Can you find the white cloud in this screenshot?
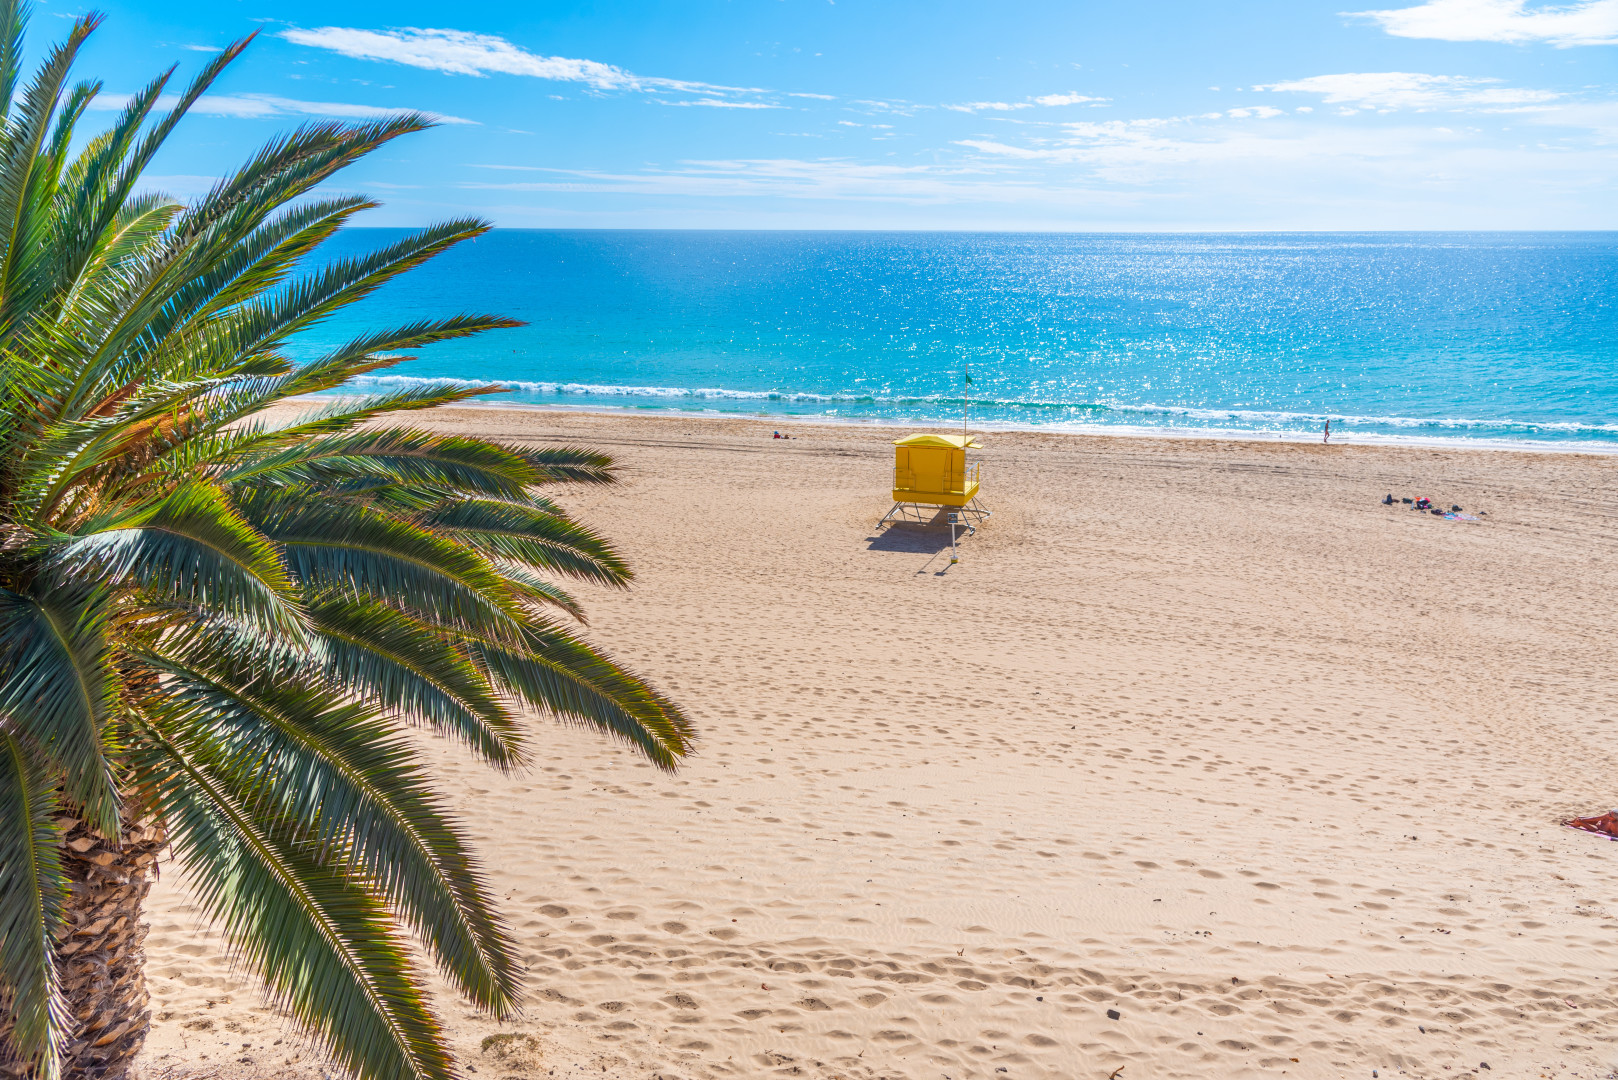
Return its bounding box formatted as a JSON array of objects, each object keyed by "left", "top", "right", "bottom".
[
  {"left": 1348, "top": 0, "right": 1618, "bottom": 47},
  {"left": 661, "top": 99, "right": 783, "bottom": 109},
  {"left": 945, "top": 101, "right": 1034, "bottom": 113},
  {"left": 951, "top": 139, "right": 1047, "bottom": 160},
  {"left": 787, "top": 92, "right": 836, "bottom": 100},
  {"left": 281, "top": 26, "right": 756, "bottom": 96},
  {"left": 955, "top": 116, "right": 1463, "bottom": 184},
  {"left": 946, "top": 94, "right": 1110, "bottom": 113},
  {"left": 87, "top": 91, "right": 476, "bottom": 124},
  {"left": 948, "top": 102, "right": 1617, "bottom": 200},
  {"left": 1256, "top": 72, "right": 1559, "bottom": 110},
  {"left": 950, "top": 108, "right": 1452, "bottom": 182},
  {"left": 851, "top": 99, "right": 924, "bottom": 116},
  {"left": 948, "top": 93, "right": 1111, "bottom": 113}
]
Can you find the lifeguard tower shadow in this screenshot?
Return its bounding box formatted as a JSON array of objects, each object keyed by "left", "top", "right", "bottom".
[{"left": 865, "top": 510, "right": 957, "bottom": 554}]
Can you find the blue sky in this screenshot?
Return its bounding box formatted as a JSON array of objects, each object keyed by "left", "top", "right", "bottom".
[{"left": 59, "top": 0, "right": 1618, "bottom": 228}]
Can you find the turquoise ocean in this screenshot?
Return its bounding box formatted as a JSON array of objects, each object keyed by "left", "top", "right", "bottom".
[{"left": 295, "top": 231, "right": 1618, "bottom": 450}]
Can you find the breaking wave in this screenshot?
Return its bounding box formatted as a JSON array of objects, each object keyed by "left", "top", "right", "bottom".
[{"left": 337, "top": 375, "right": 1618, "bottom": 446}]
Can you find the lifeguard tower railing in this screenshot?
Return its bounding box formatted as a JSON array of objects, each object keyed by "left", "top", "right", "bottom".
[{"left": 893, "top": 458, "right": 981, "bottom": 499}]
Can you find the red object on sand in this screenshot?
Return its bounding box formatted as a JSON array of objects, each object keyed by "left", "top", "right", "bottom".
[{"left": 1564, "top": 812, "right": 1618, "bottom": 839}]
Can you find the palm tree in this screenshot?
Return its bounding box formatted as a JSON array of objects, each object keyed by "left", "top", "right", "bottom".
[{"left": 0, "top": 8, "right": 692, "bottom": 1080}]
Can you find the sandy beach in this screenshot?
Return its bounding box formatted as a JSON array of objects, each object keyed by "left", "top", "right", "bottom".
[{"left": 136, "top": 409, "right": 1618, "bottom": 1080}]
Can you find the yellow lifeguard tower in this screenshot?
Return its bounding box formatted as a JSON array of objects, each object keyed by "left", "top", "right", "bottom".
[{"left": 878, "top": 433, "right": 990, "bottom": 530}]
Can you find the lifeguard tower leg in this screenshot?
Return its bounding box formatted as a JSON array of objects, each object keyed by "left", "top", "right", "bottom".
[{"left": 958, "top": 497, "right": 991, "bottom": 524}]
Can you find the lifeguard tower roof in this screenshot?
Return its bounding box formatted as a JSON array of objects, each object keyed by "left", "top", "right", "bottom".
[{"left": 892, "top": 433, "right": 982, "bottom": 449}]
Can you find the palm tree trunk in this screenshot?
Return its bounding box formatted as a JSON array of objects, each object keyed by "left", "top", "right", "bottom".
[
  {"left": 56, "top": 815, "right": 165, "bottom": 1080},
  {"left": 0, "top": 816, "right": 165, "bottom": 1080}
]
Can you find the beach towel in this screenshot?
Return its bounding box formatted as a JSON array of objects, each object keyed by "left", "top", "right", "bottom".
[
  {"left": 1565, "top": 811, "right": 1618, "bottom": 839},
  {"left": 1442, "top": 512, "right": 1481, "bottom": 523}
]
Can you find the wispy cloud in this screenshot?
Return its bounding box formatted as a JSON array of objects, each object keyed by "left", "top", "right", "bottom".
[
  {"left": 281, "top": 26, "right": 758, "bottom": 95},
  {"left": 851, "top": 99, "right": 926, "bottom": 116},
  {"left": 947, "top": 96, "right": 1618, "bottom": 205},
  {"left": 1032, "top": 92, "right": 1106, "bottom": 106},
  {"left": 953, "top": 109, "right": 1301, "bottom": 176},
  {"left": 661, "top": 99, "right": 783, "bottom": 109},
  {"left": 1348, "top": 0, "right": 1618, "bottom": 47},
  {"left": 948, "top": 93, "right": 1108, "bottom": 113},
  {"left": 945, "top": 101, "right": 1033, "bottom": 113},
  {"left": 1256, "top": 72, "right": 1559, "bottom": 111},
  {"left": 87, "top": 91, "right": 476, "bottom": 124},
  {"left": 956, "top": 117, "right": 1402, "bottom": 187}
]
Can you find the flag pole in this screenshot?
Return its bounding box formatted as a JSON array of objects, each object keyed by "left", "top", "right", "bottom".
[{"left": 963, "top": 362, "right": 970, "bottom": 441}]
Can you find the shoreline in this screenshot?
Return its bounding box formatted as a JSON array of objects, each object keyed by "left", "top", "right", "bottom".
[{"left": 417, "top": 397, "right": 1618, "bottom": 456}]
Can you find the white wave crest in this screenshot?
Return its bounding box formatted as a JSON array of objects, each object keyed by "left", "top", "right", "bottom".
[
  {"left": 338, "top": 375, "right": 1618, "bottom": 438},
  {"left": 348, "top": 374, "right": 865, "bottom": 403}
]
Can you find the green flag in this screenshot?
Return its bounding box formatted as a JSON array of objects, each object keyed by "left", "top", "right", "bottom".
[{"left": 964, "top": 365, "right": 972, "bottom": 386}]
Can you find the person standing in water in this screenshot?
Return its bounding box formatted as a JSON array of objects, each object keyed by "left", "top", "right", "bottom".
[{"left": 1323, "top": 418, "right": 1331, "bottom": 444}]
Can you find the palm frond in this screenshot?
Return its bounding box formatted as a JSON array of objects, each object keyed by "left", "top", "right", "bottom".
[
  {"left": 249, "top": 493, "right": 523, "bottom": 632},
  {"left": 491, "top": 562, "right": 585, "bottom": 622},
  {"left": 227, "top": 430, "right": 542, "bottom": 499},
  {"left": 134, "top": 719, "right": 455, "bottom": 1080},
  {"left": 305, "top": 592, "right": 525, "bottom": 769},
  {"left": 0, "top": 734, "right": 67, "bottom": 1080},
  {"left": 52, "top": 479, "right": 305, "bottom": 637},
  {"left": 424, "top": 498, "right": 632, "bottom": 587},
  {"left": 57, "top": 117, "right": 432, "bottom": 417},
  {"left": 473, "top": 621, "right": 693, "bottom": 771},
  {"left": 510, "top": 444, "right": 621, "bottom": 486},
  {"left": 230, "top": 219, "right": 495, "bottom": 356},
  {"left": 278, "top": 315, "right": 524, "bottom": 398},
  {"left": 0, "top": 585, "right": 118, "bottom": 833},
  {"left": 0, "top": 0, "right": 26, "bottom": 124},
  {"left": 140, "top": 659, "right": 521, "bottom": 1013},
  {"left": 0, "top": 13, "right": 98, "bottom": 338}
]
